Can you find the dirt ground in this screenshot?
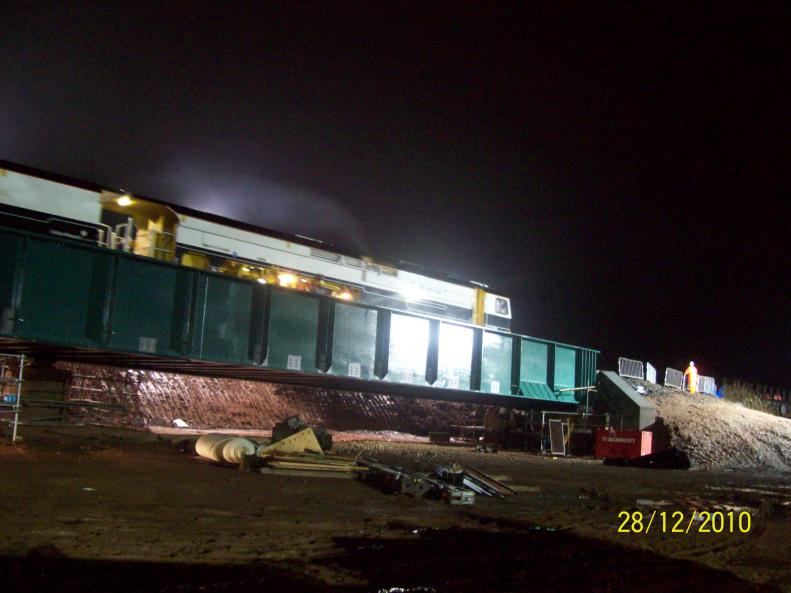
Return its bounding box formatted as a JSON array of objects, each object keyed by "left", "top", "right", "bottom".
[{"left": 1, "top": 426, "right": 789, "bottom": 593}]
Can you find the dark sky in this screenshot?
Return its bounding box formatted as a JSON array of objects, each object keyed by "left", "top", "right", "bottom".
[{"left": 1, "top": 2, "right": 789, "bottom": 385}]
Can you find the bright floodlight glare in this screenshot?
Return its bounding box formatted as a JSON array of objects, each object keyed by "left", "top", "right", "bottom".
[
  {"left": 438, "top": 323, "right": 474, "bottom": 381},
  {"left": 278, "top": 272, "right": 297, "bottom": 286},
  {"left": 256, "top": 278, "right": 267, "bottom": 284},
  {"left": 337, "top": 291, "right": 353, "bottom": 300},
  {"left": 116, "top": 195, "right": 133, "bottom": 206},
  {"left": 388, "top": 314, "right": 430, "bottom": 376},
  {"left": 400, "top": 285, "right": 423, "bottom": 302}
]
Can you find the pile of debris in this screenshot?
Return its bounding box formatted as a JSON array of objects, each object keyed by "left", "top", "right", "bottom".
[
  {"left": 194, "top": 416, "right": 515, "bottom": 505},
  {"left": 271, "top": 415, "right": 333, "bottom": 451},
  {"left": 195, "top": 417, "right": 363, "bottom": 478},
  {"left": 252, "top": 424, "right": 365, "bottom": 478},
  {"left": 360, "top": 460, "right": 516, "bottom": 505},
  {"left": 436, "top": 463, "right": 517, "bottom": 497}
]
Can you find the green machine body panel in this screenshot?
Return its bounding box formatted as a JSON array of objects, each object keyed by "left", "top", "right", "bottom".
[
  {"left": 554, "top": 346, "right": 577, "bottom": 391},
  {"left": 109, "top": 257, "right": 184, "bottom": 356},
  {"left": 0, "top": 226, "right": 600, "bottom": 409},
  {"left": 330, "top": 303, "right": 377, "bottom": 380},
  {"left": 266, "top": 290, "right": 320, "bottom": 373},
  {"left": 192, "top": 275, "right": 254, "bottom": 364},
  {"left": 17, "top": 238, "right": 105, "bottom": 345},
  {"left": 481, "top": 331, "right": 512, "bottom": 395},
  {"left": 520, "top": 339, "right": 549, "bottom": 384}
]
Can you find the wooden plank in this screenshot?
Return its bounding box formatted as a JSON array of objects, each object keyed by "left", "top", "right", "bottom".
[
  {"left": 261, "top": 454, "right": 354, "bottom": 465},
  {"left": 258, "top": 467, "right": 355, "bottom": 479},
  {"left": 266, "top": 461, "right": 367, "bottom": 472}
]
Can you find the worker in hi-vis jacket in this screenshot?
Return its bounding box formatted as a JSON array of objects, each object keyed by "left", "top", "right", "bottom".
[{"left": 684, "top": 361, "right": 698, "bottom": 394}]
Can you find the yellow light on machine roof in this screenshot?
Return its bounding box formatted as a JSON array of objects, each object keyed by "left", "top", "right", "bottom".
[
  {"left": 116, "top": 195, "right": 134, "bottom": 206},
  {"left": 337, "top": 291, "right": 353, "bottom": 301}
]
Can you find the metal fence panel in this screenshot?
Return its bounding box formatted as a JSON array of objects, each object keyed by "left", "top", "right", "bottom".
[
  {"left": 618, "top": 357, "right": 644, "bottom": 380},
  {"left": 664, "top": 368, "right": 684, "bottom": 389},
  {"left": 698, "top": 375, "right": 717, "bottom": 395},
  {"left": 548, "top": 419, "right": 567, "bottom": 455},
  {"left": 645, "top": 362, "right": 657, "bottom": 383}
]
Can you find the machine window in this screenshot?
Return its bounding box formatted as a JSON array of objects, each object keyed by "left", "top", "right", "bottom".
[{"left": 495, "top": 298, "right": 509, "bottom": 315}]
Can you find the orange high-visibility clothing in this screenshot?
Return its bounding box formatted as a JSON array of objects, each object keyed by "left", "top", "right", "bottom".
[{"left": 684, "top": 365, "right": 698, "bottom": 394}]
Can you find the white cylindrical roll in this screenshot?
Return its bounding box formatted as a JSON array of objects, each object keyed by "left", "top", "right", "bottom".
[
  {"left": 220, "top": 437, "right": 257, "bottom": 464},
  {"left": 195, "top": 433, "right": 257, "bottom": 464}
]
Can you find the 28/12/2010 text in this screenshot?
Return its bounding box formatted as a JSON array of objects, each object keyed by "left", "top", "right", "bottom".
[{"left": 617, "top": 511, "right": 752, "bottom": 534}]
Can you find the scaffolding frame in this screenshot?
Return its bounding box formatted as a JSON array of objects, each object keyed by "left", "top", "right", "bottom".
[{"left": 0, "top": 353, "right": 26, "bottom": 442}]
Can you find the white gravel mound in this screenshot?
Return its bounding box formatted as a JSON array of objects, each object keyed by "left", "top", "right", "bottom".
[{"left": 635, "top": 381, "right": 791, "bottom": 471}]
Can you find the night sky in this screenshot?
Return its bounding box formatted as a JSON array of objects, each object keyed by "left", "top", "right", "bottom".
[{"left": 1, "top": 2, "right": 789, "bottom": 386}]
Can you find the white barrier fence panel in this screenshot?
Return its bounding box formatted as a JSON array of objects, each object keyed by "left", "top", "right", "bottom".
[
  {"left": 645, "top": 362, "right": 657, "bottom": 384},
  {"left": 618, "top": 357, "right": 644, "bottom": 380},
  {"left": 698, "top": 375, "right": 717, "bottom": 395},
  {"left": 664, "top": 368, "right": 684, "bottom": 389}
]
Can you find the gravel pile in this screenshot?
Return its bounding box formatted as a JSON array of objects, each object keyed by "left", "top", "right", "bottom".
[{"left": 630, "top": 380, "right": 791, "bottom": 471}]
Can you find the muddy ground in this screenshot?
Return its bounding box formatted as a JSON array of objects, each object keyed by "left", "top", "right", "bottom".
[{"left": 1, "top": 426, "right": 789, "bottom": 593}]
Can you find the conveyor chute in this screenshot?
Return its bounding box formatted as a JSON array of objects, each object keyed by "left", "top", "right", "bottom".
[{"left": 595, "top": 371, "right": 656, "bottom": 430}]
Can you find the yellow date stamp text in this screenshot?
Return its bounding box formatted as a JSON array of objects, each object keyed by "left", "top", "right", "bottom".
[{"left": 617, "top": 510, "right": 752, "bottom": 534}]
